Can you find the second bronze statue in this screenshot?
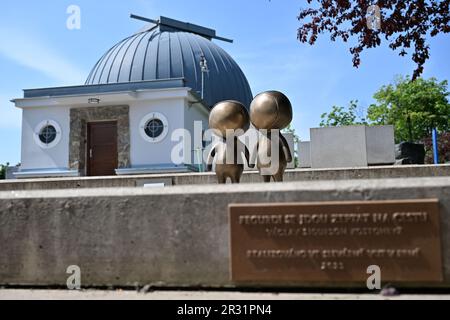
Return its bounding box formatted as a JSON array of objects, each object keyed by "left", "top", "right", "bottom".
[{"left": 250, "top": 91, "right": 293, "bottom": 182}]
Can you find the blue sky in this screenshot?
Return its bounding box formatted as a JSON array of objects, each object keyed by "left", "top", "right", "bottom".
[{"left": 1, "top": 0, "right": 449, "bottom": 165}]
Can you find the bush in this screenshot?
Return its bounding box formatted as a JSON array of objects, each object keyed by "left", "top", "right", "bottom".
[{"left": 0, "top": 162, "right": 9, "bottom": 180}]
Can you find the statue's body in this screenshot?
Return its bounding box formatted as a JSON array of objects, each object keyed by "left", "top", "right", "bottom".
[
  {"left": 250, "top": 91, "right": 293, "bottom": 182},
  {"left": 256, "top": 130, "right": 291, "bottom": 182},
  {"left": 207, "top": 100, "right": 252, "bottom": 184},
  {"left": 209, "top": 137, "right": 248, "bottom": 183}
]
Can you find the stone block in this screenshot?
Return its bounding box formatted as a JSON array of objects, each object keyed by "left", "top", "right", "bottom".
[
  {"left": 298, "top": 141, "right": 311, "bottom": 168},
  {"left": 310, "top": 126, "right": 367, "bottom": 168},
  {"left": 395, "top": 142, "right": 426, "bottom": 165},
  {"left": 365, "top": 125, "right": 395, "bottom": 165},
  {"left": 310, "top": 125, "right": 395, "bottom": 168}
]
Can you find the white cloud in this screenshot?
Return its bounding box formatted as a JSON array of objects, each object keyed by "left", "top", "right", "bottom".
[{"left": 0, "top": 28, "right": 87, "bottom": 85}]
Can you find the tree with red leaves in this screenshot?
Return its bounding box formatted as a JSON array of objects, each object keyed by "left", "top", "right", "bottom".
[{"left": 298, "top": 0, "right": 450, "bottom": 80}]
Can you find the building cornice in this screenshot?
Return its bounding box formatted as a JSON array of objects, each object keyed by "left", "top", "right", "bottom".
[{"left": 12, "top": 86, "right": 193, "bottom": 109}]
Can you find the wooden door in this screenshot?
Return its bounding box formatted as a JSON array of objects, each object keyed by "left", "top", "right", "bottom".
[{"left": 87, "top": 121, "right": 118, "bottom": 176}]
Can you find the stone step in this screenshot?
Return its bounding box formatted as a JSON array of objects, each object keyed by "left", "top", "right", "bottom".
[{"left": 1, "top": 164, "right": 449, "bottom": 191}]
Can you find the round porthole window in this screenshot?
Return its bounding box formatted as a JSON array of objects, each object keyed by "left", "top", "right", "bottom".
[
  {"left": 34, "top": 120, "right": 62, "bottom": 148},
  {"left": 39, "top": 125, "right": 57, "bottom": 144},
  {"left": 139, "top": 112, "right": 168, "bottom": 143},
  {"left": 144, "top": 118, "right": 164, "bottom": 138}
]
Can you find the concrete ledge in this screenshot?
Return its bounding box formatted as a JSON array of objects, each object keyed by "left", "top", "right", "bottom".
[
  {"left": 0, "top": 177, "right": 449, "bottom": 288},
  {"left": 1, "top": 164, "right": 449, "bottom": 191},
  {"left": 1, "top": 289, "right": 450, "bottom": 300},
  {"left": 115, "top": 165, "right": 190, "bottom": 175},
  {"left": 13, "top": 169, "right": 79, "bottom": 179}
]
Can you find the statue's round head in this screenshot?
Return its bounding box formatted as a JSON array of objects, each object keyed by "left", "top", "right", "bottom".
[
  {"left": 250, "top": 91, "right": 293, "bottom": 129},
  {"left": 209, "top": 100, "right": 249, "bottom": 137}
]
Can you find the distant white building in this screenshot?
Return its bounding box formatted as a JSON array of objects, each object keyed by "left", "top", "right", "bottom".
[{"left": 12, "top": 16, "right": 253, "bottom": 178}]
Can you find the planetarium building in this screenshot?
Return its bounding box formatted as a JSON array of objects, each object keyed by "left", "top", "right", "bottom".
[{"left": 12, "top": 16, "right": 253, "bottom": 178}]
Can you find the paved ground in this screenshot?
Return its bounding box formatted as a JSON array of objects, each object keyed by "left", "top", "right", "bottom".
[{"left": 0, "top": 289, "right": 449, "bottom": 300}]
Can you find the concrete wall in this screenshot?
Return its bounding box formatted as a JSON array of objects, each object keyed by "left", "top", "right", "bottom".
[
  {"left": 0, "top": 177, "right": 449, "bottom": 288},
  {"left": 20, "top": 106, "right": 71, "bottom": 170}
]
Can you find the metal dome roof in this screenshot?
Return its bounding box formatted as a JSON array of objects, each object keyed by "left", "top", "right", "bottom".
[{"left": 85, "top": 17, "right": 253, "bottom": 108}]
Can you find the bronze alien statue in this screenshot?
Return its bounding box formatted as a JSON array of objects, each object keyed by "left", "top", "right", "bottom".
[
  {"left": 207, "top": 100, "right": 253, "bottom": 183},
  {"left": 249, "top": 90, "right": 293, "bottom": 182}
]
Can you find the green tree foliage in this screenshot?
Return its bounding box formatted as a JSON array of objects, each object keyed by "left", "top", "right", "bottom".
[
  {"left": 0, "top": 163, "right": 9, "bottom": 180},
  {"left": 319, "top": 75, "right": 450, "bottom": 163},
  {"left": 320, "top": 100, "right": 368, "bottom": 127},
  {"left": 367, "top": 76, "right": 450, "bottom": 142}
]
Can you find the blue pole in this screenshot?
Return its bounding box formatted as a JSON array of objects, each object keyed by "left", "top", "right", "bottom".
[{"left": 432, "top": 128, "right": 439, "bottom": 164}]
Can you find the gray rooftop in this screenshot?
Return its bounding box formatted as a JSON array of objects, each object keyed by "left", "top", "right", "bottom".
[{"left": 23, "top": 78, "right": 185, "bottom": 99}]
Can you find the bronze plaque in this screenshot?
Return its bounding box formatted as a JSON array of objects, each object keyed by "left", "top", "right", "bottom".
[{"left": 229, "top": 199, "right": 443, "bottom": 283}]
